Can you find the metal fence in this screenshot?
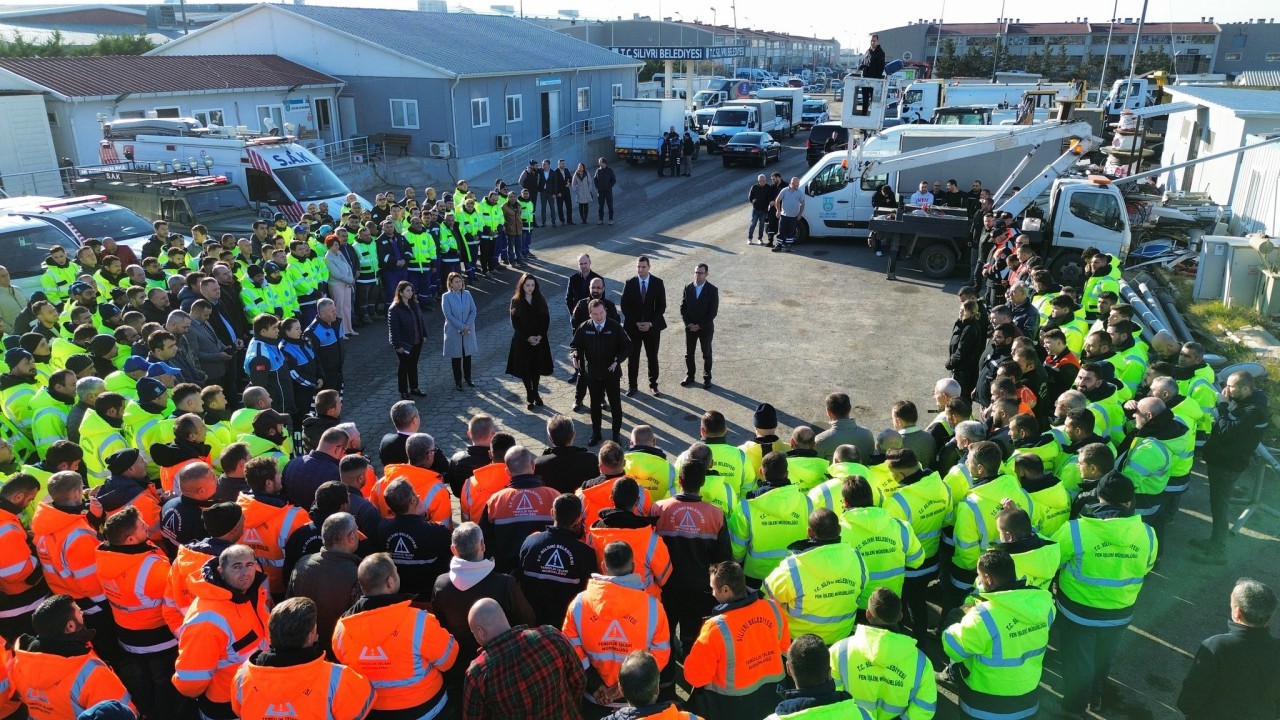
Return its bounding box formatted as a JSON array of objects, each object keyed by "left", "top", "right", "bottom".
[
  {"left": 496, "top": 115, "right": 614, "bottom": 182},
  {"left": 313, "top": 136, "right": 372, "bottom": 174}
]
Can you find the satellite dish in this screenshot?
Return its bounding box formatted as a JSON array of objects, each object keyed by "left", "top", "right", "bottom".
[{"left": 902, "top": 51, "right": 912, "bottom": 61}]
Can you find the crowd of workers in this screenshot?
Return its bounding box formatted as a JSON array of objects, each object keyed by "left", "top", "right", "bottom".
[{"left": 0, "top": 177, "right": 1270, "bottom": 720}]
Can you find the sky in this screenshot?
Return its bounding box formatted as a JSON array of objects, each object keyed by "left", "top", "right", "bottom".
[{"left": 5, "top": 0, "right": 1277, "bottom": 49}]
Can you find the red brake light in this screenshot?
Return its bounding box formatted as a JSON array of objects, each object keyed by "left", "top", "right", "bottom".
[{"left": 805, "top": 140, "right": 811, "bottom": 148}]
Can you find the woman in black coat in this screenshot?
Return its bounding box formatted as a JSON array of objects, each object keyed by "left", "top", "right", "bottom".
[
  {"left": 947, "top": 299, "right": 984, "bottom": 399},
  {"left": 505, "top": 272, "right": 553, "bottom": 410},
  {"left": 387, "top": 280, "right": 428, "bottom": 400}
]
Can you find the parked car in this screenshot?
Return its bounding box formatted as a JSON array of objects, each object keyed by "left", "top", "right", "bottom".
[
  {"left": 805, "top": 121, "right": 848, "bottom": 166},
  {"left": 0, "top": 214, "right": 80, "bottom": 296},
  {"left": 721, "top": 132, "right": 782, "bottom": 168},
  {"left": 0, "top": 195, "right": 159, "bottom": 256},
  {"left": 800, "top": 99, "right": 831, "bottom": 128}
]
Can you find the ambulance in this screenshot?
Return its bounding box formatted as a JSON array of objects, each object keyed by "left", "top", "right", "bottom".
[{"left": 103, "top": 131, "right": 366, "bottom": 221}]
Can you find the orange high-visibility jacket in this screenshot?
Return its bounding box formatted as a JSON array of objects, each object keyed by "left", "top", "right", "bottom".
[
  {"left": 172, "top": 560, "right": 271, "bottom": 708},
  {"left": 460, "top": 462, "right": 508, "bottom": 522},
  {"left": 31, "top": 504, "right": 103, "bottom": 609},
  {"left": 10, "top": 639, "right": 133, "bottom": 720},
  {"left": 163, "top": 544, "right": 214, "bottom": 633},
  {"left": 94, "top": 541, "right": 176, "bottom": 655},
  {"left": 159, "top": 455, "right": 212, "bottom": 495},
  {"left": 585, "top": 522, "right": 672, "bottom": 598},
  {"left": 235, "top": 492, "right": 307, "bottom": 596},
  {"left": 0, "top": 507, "right": 45, "bottom": 613},
  {"left": 577, "top": 475, "right": 653, "bottom": 528},
  {"left": 683, "top": 593, "right": 790, "bottom": 696},
  {"left": 232, "top": 653, "right": 375, "bottom": 720},
  {"left": 0, "top": 637, "right": 25, "bottom": 719},
  {"left": 372, "top": 464, "right": 453, "bottom": 527},
  {"left": 332, "top": 597, "right": 458, "bottom": 713},
  {"left": 563, "top": 574, "right": 671, "bottom": 687}
]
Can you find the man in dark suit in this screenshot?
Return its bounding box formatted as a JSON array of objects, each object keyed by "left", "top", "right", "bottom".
[
  {"left": 570, "top": 300, "right": 631, "bottom": 446},
  {"left": 518, "top": 160, "right": 546, "bottom": 227},
  {"left": 555, "top": 159, "right": 575, "bottom": 225},
  {"left": 680, "top": 263, "right": 719, "bottom": 389},
  {"left": 620, "top": 255, "right": 667, "bottom": 397},
  {"left": 564, "top": 253, "right": 602, "bottom": 383},
  {"left": 571, "top": 277, "right": 619, "bottom": 412}
]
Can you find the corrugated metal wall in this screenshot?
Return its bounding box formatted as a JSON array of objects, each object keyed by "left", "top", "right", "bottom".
[{"left": 1229, "top": 134, "right": 1280, "bottom": 236}]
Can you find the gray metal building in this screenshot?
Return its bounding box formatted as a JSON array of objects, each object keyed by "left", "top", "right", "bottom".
[{"left": 149, "top": 4, "right": 640, "bottom": 160}]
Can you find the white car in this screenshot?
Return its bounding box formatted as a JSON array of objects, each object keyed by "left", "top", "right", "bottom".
[{"left": 800, "top": 100, "right": 831, "bottom": 128}]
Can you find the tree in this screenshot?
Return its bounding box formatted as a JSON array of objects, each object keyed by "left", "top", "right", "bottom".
[
  {"left": 0, "top": 29, "right": 155, "bottom": 58},
  {"left": 934, "top": 38, "right": 960, "bottom": 78}
]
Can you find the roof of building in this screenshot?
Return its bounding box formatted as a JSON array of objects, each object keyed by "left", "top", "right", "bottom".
[
  {"left": 1167, "top": 85, "right": 1280, "bottom": 117},
  {"left": 0, "top": 54, "right": 341, "bottom": 100},
  {"left": 271, "top": 4, "right": 639, "bottom": 76},
  {"left": 1236, "top": 70, "right": 1280, "bottom": 88}
]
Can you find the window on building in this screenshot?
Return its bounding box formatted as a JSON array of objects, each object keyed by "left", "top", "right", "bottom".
[
  {"left": 256, "top": 105, "right": 284, "bottom": 133},
  {"left": 577, "top": 87, "right": 590, "bottom": 112},
  {"left": 193, "top": 109, "right": 225, "bottom": 128},
  {"left": 505, "top": 94, "right": 522, "bottom": 123},
  {"left": 471, "top": 98, "right": 490, "bottom": 128},
  {"left": 1268, "top": 53, "right": 1280, "bottom": 62},
  {"left": 1225, "top": 52, "right": 1242, "bottom": 61},
  {"left": 390, "top": 99, "right": 419, "bottom": 129},
  {"left": 154, "top": 106, "right": 181, "bottom": 119}
]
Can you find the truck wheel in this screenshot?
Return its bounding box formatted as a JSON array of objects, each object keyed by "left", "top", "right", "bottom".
[
  {"left": 1050, "top": 252, "right": 1086, "bottom": 286},
  {"left": 723, "top": 158, "right": 731, "bottom": 168},
  {"left": 918, "top": 243, "right": 957, "bottom": 278},
  {"left": 797, "top": 219, "right": 810, "bottom": 243}
]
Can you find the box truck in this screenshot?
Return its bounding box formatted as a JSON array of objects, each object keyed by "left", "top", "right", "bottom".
[
  {"left": 705, "top": 100, "right": 786, "bottom": 153},
  {"left": 897, "top": 79, "right": 1083, "bottom": 124},
  {"left": 612, "top": 98, "right": 689, "bottom": 163},
  {"left": 755, "top": 87, "right": 804, "bottom": 138}
]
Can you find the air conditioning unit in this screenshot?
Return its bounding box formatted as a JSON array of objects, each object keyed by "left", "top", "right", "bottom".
[
  {"left": 428, "top": 141, "right": 452, "bottom": 158},
  {"left": 495, "top": 134, "right": 512, "bottom": 150}
]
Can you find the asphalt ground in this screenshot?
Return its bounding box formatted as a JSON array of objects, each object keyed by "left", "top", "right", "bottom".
[{"left": 345, "top": 109, "right": 1280, "bottom": 719}]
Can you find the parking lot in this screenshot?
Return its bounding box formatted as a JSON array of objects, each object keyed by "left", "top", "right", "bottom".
[{"left": 336, "top": 103, "right": 1280, "bottom": 719}]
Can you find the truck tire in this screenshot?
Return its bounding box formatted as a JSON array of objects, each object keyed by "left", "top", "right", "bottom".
[
  {"left": 797, "top": 219, "right": 810, "bottom": 243},
  {"left": 917, "top": 243, "right": 957, "bottom": 279},
  {"left": 1049, "top": 251, "right": 1086, "bottom": 286}
]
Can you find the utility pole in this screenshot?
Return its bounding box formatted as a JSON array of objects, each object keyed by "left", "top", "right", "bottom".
[
  {"left": 1125, "top": 0, "right": 1149, "bottom": 91},
  {"left": 1097, "top": 0, "right": 1119, "bottom": 107}
]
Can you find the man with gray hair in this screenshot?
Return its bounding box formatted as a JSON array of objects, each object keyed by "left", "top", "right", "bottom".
[
  {"left": 376, "top": 477, "right": 451, "bottom": 599},
  {"left": 165, "top": 308, "right": 207, "bottom": 384},
  {"left": 928, "top": 378, "right": 965, "bottom": 449},
  {"left": 374, "top": 432, "right": 451, "bottom": 527},
  {"left": 1178, "top": 578, "right": 1280, "bottom": 720},
  {"left": 286, "top": 511, "right": 361, "bottom": 655},
  {"left": 67, "top": 376, "right": 105, "bottom": 444},
  {"left": 432, "top": 522, "right": 534, "bottom": 691},
  {"left": 379, "top": 399, "right": 420, "bottom": 466},
  {"left": 480, "top": 446, "right": 558, "bottom": 572}
]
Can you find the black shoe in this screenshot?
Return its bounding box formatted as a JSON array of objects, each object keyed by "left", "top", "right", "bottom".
[
  {"left": 771, "top": 245, "right": 783, "bottom": 253},
  {"left": 409, "top": 389, "right": 426, "bottom": 397},
  {"left": 400, "top": 393, "right": 411, "bottom": 400},
  {"left": 611, "top": 432, "right": 623, "bottom": 443},
  {"left": 626, "top": 387, "right": 638, "bottom": 397},
  {"left": 527, "top": 402, "right": 537, "bottom": 410},
  {"left": 703, "top": 377, "right": 712, "bottom": 389},
  {"left": 465, "top": 379, "right": 475, "bottom": 388},
  {"left": 587, "top": 435, "right": 602, "bottom": 447},
  {"left": 534, "top": 395, "right": 545, "bottom": 407},
  {"left": 573, "top": 402, "right": 586, "bottom": 413},
  {"left": 454, "top": 382, "right": 463, "bottom": 391},
  {"left": 651, "top": 385, "right": 661, "bottom": 397},
  {"left": 680, "top": 377, "right": 695, "bottom": 387}
]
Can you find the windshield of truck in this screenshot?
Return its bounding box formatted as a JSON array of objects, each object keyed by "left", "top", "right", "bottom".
[
  {"left": 713, "top": 109, "right": 750, "bottom": 127},
  {"left": 186, "top": 186, "right": 251, "bottom": 215},
  {"left": 693, "top": 91, "right": 715, "bottom": 104},
  {"left": 274, "top": 163, "right": 349, "bottom": 203},
  {"left": 66, "top": 207, "right": 152, "bottom": 240},
  {"left": 903, "top": 89, "right": 922, "bottom": 106},
  {"left": 1068, "top": 191, "right": 1124, "bottom": 232},
  {"left": 0, "top": 223, "right": 75, "bottom": 279}
]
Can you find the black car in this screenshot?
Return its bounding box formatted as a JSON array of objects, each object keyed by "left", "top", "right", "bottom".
[
  {"left": 805, "top": 121, "right": 849, "bottom": 166},
  {"left": 721, "top": 132, "right": 782, "bottom": 168}
]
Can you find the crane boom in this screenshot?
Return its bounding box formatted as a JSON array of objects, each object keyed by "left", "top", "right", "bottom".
[
  {"left": 994, "top": 135, "right": 1104, "bottom": 218},
  {"left": 853, "top": 120, "right": 1095, "bottom": 180}
]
